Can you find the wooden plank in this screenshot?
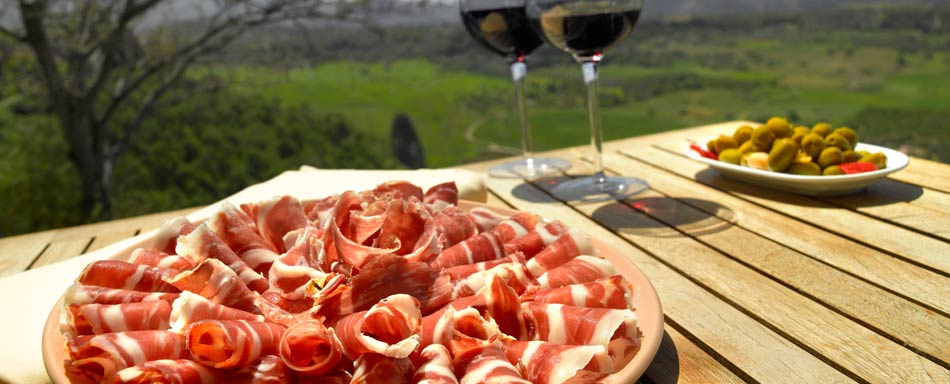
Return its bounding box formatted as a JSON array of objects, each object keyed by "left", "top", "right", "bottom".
[
  {"left": 619, "top": 146, "right": 950, "bottom": 314},
  {"left": 889, "top": 157, "right": 950, "bottom": 193},
  {"left": 30, "top": 226, "right": 94, "bottom": 269},
  {"left": 603, "top": 155, "right": 950, "bottom": 362},
  {"left": 645, "top": 326, "right": 746, "bottom": 384},
  {"left": 532, "top": 178, "right": 948, "bottom": 382},
  {"left": 819, "top": 191, "right": 950, "bottom": 241},
  {"left": 0, "top": 230, "right": 57, "bottom": 278},
  {"left": 482, "top": 176, "right": 854, "bottom": 384},
  {"left": 864, "top": 179, "right": 950, "bottom": 215},
  {"left": 648, "top": 141, "right": 950, "bottom": 274},
  {"left": 86, "top": 229, "right": 139, "bottom": 253}
]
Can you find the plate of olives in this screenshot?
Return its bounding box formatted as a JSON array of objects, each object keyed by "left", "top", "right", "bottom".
[{"left": 685, "top": 118, "right": 909, "bottom": 196}]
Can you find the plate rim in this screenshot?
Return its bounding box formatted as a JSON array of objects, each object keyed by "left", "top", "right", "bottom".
[{"left": 43, "top": 200, "right": 665, "bottom": 383}]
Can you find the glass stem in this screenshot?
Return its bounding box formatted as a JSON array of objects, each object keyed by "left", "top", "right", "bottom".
[
  {"left": 510, "top": 61, "right": 534, "bottom": 166},
  {"left": 582, "top": 61, "right": 606, "bottom": 183}
]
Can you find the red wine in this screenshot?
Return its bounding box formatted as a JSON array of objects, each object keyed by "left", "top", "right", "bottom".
[
  {"left": 531, "top": 8, "right": 641, "bottom": 60},
  {"left": 461, "top": 7, "right": 544, "bottom": 62}
]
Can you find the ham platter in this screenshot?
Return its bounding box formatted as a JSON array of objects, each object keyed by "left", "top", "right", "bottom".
[{"left": 43, "top": 180, "right": 663, "bottom": 384}]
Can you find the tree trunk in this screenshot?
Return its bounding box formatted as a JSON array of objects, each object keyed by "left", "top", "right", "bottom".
[{"left": 59, "top": 106, "right": 114, "bottom": 219}]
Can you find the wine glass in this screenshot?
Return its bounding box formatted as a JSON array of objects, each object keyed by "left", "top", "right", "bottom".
[
  {"left": 459, "top": 0, "right": 571, "bottom": 179},
  {"left": 526, "top": 0, "right": 649, "bottom": 201}
]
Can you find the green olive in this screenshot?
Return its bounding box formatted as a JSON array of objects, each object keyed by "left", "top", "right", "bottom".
[
  {"left": 707, "top": 139, "right": 719, "bottom": 154},
  {"left": 833, "top": 127, "right": 858, "bottom": 149},
  {"left": 811, "top": 122, "right": 833, "bottom": 137},
  {"left": 766, "top": 117, "right": 794, "bottom": 138},
  {"left": 818, "top": 147, "right": 844, "bottom": 169},
  {"left": 737, "top": 140, "right": 755, "bottom": 154},
  {"left": 859, "top": 152, "right": 887, "bottom": 169},
  {"left": 751, "top": 125, "right": 775, "bottom": 150},
  {"left": 789, "top": 162, "right": 821, "bottom": 176},
  {"left": 768, "top": 138, "right": 799, "bottom": 172},
  {"left": 842, "top": 150, "right": 861, "bottom": 163},
  {"left": 801, "top": 133, "right": 826, "bottom": 157},
  {"left": 715, "top": 135, "right": 738, "bottom": 153},
  {"left": 823, "top": 165, "right": 844, "bottom": 176},
  {"left": 732, "top": 126, "right": 754, "bottom": 145},
  {"left": 794, "top": 126, "right": 811, "bottom": 136},
  {"left": 718, "top": 148, "right": 743, "bottom": 165},
  {"left": 824, "top": 133, "right": 853, "bottom": 152},
  {"left": 856, "top": 150, "right": 872, "bottom": 158}
]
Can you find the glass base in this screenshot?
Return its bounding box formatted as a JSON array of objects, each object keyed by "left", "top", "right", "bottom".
[
  {"left": 551, "top": 174, "right": 649, "bottom": 202},
  {"left": 488, "top": 157, "right": 572, "bottom": 179}
]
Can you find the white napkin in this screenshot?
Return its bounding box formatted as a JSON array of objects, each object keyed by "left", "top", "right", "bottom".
[{"left": 0, "top": 167, "right": 485, "bottom": 384}]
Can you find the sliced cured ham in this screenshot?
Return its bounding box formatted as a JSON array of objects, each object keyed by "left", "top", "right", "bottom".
[
  {"left": 186, "top": 320, "right": 287, "bottom": 369},
  {"left": 429, "top": 231, "right": 506, "bottom": 271},
  {"left": 206, "top": 203, "right": 279, "bottom": 276},
  {"left": 427, "top": 206, "right": 478, "bottom": 248},
  {"left": 456, "top": 342, "right": 532, "bottom": 384},
  {"left": 335, "top": 294, "right": 422, "bottom": 359},
  {"left": 442, "top": 254, "right": 524, "bottom": 283},
  {"left": 423, "top": 181, "right": 458, "bottom": 213},
  {"left": 63, "top": 283, "right": 179, "bottom": 306},
  {"left": 303, "top": 195, "right": 337, "bottom": 226},
  {"left": 376, "top": 198, "right": 430, "bottom": 256},
  {"left": 150, "top": 216, "right": 195, "bottom": 255},
  {"left": 177, "top": 224, "right": 269, "bottom": 293},
  {"left": 472, "top": 274, "right": 525, "bottom": 339},
  {"left": 499, "top": 340, "right": 611, "bottom": 384},
  {"left": 111, "top": 359, "right": 225, "bottom": 384},
  {"left": 454, "top": 262, "right": 536, "bottom": 298},
  {"left": 467, "top": 207, "right": 508, "bottom": 233},
  {"left": 374, "top": 180, "right": 424, "bottom": 201},
  {"left": 522, "top": 302, "right": 640, "bottom": 367},
  {"left": 165, "top": 258, "right": 260, "bottom": 314},
  {"left": 242, "top": 195, "right": 310, "bottom": 253},
  {"left": 77, "top": 260, "right": 179, "bottom": 293},
  {"left": 129, "top": 249, "right": 194, "bottom": 270},
  {"left": 412, "top": 344, "right": 458, "bottom": 384},
  {"left": 535, "top": 255, "right": 616, "bottom": 289},
  {"left": 65, "top": 301, "right": 172, "bottom": 336},
  {"left": 267, "top": 227, "right": 327, "bottom": 300},
  {"left": 490, "top": 212, "right": 539, "bottom": 243},
  {"left": 525, "top": 228, "right": 593, "bottom": 277},
  {"left": 521, "top": 275, "right": 632, "bottom": 309},
  {"left": 314, "top": 254, "right": 451, "bottom": 320},
  {"left": 278, "top": 320, "right": 343, "bottom": 376},
  {"left": 503, "top": 220, "right": 569, "bottom": 257},
  {"left": 328, "top": 218, "right": 399, "bottom": 270},
  {"left": 170, "top": 291, "right": 265, "bottom": 332},
  {"left": 420, "top": 306, "right": 455, "bottom": 349},
  {"left": 350, "top": 353, "right": 413, "bottom": 384},
  {"left": 65, "top": 330, "right": 188, "bottom": 383},
  {"left": 236, "top": 354, "right": 294, "bottom": 384}
]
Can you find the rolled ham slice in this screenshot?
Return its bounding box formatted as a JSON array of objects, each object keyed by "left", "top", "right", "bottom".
[
  {"left": 111, "top": 359, "right": 225, "bottom": 384},
  {"left": 64, "top": 301, "right": 172, "bottom": 336},
  {"left": 503, "top": 220, "right": 569, "bottom": 257},
  {"left": 521, "top": 275, "right": 632, "bottom": 309},
  {"left": 427, "top": 206, "right": 478, "bottom": 248},
  {"left": 165, "top": 258, "right": 260, "bottom": 314},
  {"left": 429, "top": 231, "right": 506, "bottom": 271},
  {"left": 129, "top": 249, "right": 194, "bottom": 270},
  {"left": 241, "top": 195, "right": 310, "bottom": 254},
  {"left": 77, "top": 260, "right": 179, "bottom": 293},
  {"left": 456, "top": 342, "right": 532, "bottom": 384},
  {"left": 423, "top": 181, "right": 459, "bottom": 214},
  {"left": 350, "top": 353, "right": 413, "bottom": 384},
  {"left": 525, "top": 228, "right": 593, "bottom": 277},
  {"left": 186, "top": 320, "right": 286, "bottom": 369},
  {"left": 65, "top": 330, "right": 188, "bottom": 383},
  {"left": 412, "top": 344, "right": 458, "bottom": 384},
  {"left": 467, "top": 207, "right": 507, "bottom": 233},
  {"left": 500, "top": 340, "right": 612, "bottom": 384},
  {"left": 150, "top": 216, "right": 195, "bottom": 255},
  {"left": 335, "top": 294, "right": 422, "bottom": 359},
  {"left": 278, "top": 320, "right": 343, "bottom": 376},
  {"left": 535, "top": 255, "right": 616, "bottom": 289},
  {"left": 207, "top": 202, "right": 280, "bottom": 276},
  {"left": 63, "top": 283, "right": 179, "bottom": 306},
  {"left": 178, "top": 223, "right": 269, "bottom": 293},
  {"left": 170, "top": 291, "right": 264, "bottom": 332},
  {"left": 522, "top": 302, "right": 640, "bottom": 368}
]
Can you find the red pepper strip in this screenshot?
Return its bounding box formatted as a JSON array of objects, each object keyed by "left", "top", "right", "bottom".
[
  {"left": 838, "top": 161, "right": 878, "bottom": 174},
  {"left": 689, "top": 143, "right": 718, "bottom": 160}
]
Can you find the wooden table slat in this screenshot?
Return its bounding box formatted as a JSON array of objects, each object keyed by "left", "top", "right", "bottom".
[
  {"left": 484, "top": 176, "right": 856, "bottom": 384},
  {"left": 889, "top": 157, "right": 950, "bottom": 193},
  {"left": 645, "top": 327, "right": 747, "bottom": 384},
  {"left": 0, "top": 230, "right": 57, "bottom": 278}
]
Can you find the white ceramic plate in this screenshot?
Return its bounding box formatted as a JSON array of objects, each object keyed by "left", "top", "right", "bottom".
[
  {"left": 43, "top": 200, "right": 664, "bottom": 383},
  {"left": 685, "top": 140, "right": 909, "bottom": 196}
]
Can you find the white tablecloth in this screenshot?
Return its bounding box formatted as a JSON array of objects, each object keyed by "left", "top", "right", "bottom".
[{"left": 0, "top": 167, "right": 485, "bottom": 384}]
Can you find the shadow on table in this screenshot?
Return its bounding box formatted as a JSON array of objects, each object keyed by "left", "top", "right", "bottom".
[
  {"left": 593, "top": 197, "right": 738, "bottom": 238},
  {"left": 509, "top": 176, "right": 572, "bottom": 203},
  {"left": 643, "top": 330, "right": 681, "bottom": 384}
]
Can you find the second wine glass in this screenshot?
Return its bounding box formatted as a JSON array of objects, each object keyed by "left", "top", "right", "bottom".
[
  {"left": 460, "top": 0, "right": 571, "bottom": 179},
  {"left": 526, "top": 0, "right": 648, "bottom": 201}
]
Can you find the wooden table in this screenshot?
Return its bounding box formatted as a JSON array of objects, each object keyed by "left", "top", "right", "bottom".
[{"left": 2, "top": 121, "right": 948, "bottom": 383}]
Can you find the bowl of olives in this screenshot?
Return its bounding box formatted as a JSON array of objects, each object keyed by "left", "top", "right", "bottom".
[{"left": 685, "top": 117, "right": 910, "bottom": 196}]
